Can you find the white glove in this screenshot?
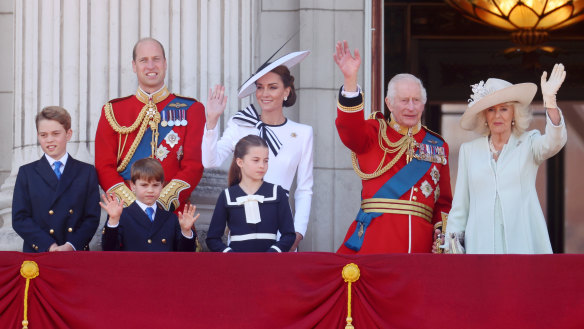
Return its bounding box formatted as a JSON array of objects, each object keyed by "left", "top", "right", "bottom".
[{"left": 540, "top": 63, "right": 566, "bottom": 109}]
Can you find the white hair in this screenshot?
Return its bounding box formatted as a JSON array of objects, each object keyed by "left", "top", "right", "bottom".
[{"left": 386, "top": 73, "right": 427, "bottom": 106}]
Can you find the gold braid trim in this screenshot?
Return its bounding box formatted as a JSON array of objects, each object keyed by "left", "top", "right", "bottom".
[
  {"left": 338, "top": 100, "right": 364, "bottom": 113},
  {"left": 107, "top": 183, "right": 136, "bottom": 207},
  {"left": 104, "top": 102, "right": 148, "bottom": 134},
  {"left": 158, "top": 179, "right": 191, "bottom": 211},
  {"left": 104, "top": 101, "right": 161, "bottom": 172},
  {"left": 351, "top": 118, "right": 417, "bottom": 180},
  {"left": 337, "top": 92, "right": 365, "bottom": 113}
]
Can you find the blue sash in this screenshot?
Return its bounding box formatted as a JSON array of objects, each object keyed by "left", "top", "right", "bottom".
[
  {"left": 344, "top": 132, "right": 443, "bottom": 251},
  {"left": 119, "top": 97, "right": 196, "bottom": 179}
]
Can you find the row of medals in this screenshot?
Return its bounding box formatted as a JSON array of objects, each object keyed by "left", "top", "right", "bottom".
[{"left": 160, "top": 109, "right": 188, "bottom": 127}]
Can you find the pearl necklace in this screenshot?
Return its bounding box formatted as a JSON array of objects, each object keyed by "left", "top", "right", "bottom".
[{"left": 489, "top": 137, "right": 501, "bottom": 156}]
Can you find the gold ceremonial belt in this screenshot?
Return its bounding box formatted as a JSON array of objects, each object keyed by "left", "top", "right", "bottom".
[{"left": 361, "top": 198, "right": 433, "bottom": 223}]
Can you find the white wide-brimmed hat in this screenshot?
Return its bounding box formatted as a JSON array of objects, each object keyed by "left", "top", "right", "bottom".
[
  {"left": 238, "top": 50, "right": 310, "bottom": 98},
  {"left": 460, "top": 78, "right": 537, "bottom": 130}
]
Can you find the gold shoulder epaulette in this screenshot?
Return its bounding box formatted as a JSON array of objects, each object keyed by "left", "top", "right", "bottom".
[
  {"left": 107, "top": 183, "right": 136, "bottom": 207},
  {"left": 158, "top": 179, "right": 191, "bottom": 211},
  {"left": 368, "top": 111, "right": 385, "bottom": 120}
]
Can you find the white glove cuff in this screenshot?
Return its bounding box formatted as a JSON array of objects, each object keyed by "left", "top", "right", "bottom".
[{"left": 543, "top": 94, "right": 557, "bottom": 109}]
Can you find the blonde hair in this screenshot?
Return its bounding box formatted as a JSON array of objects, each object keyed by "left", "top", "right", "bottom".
[{"left": 474, "top": 102, "right": 532, "bottom": 136}]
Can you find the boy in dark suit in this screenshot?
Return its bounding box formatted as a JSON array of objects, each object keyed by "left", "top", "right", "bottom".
[
  {"left": 100, "top": 158, "right": 199, "bottom": 251},
  {"left": 12, "top": 106, "right": 101, "bottom": 252}
]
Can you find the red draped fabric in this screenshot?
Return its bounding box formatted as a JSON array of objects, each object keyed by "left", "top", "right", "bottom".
[{"left": 0, "top": 252, "right": 583, "bottom": 329}]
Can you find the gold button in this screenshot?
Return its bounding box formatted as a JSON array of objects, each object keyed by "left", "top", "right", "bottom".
[
  {"left": 69, "top": 209, "right": 74, "bottom": 214},
  {"left": 161, "top": 239, "right": 167, "bottom": 244},
  {"left": 412, "top": 196, "right": 417, "bottom": 201},
  {"left": 147, "top": 239, "right": 152, "bottom": 244},
  {"left": 49, "top": 229, "right": 55, "bottom": 235},
  {"left": 68, "top": 227, "right": 73, "bottom": 233},
  {"left": 414, "top": 188, "right": 419, "bottom": 192},
  {"left": 102, "top": 228, "right": 106, "bottom": 234},
  {"left": 35, "top": 246, "right": 39, "bottom": 250},
  {"left": 49, "top": 210, "right": 54, "bottom": 215}
]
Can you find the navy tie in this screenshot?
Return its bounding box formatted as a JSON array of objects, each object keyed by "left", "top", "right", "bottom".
[
  {"left": 146, "top": 207, "right": 154, "bottom": 222},
  {"left": 53, "top": 161, "right": 62, "bottom": 179}
]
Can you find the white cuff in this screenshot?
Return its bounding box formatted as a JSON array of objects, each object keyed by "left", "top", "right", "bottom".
[
  {"left": 270, "top": 245, "right": 282, "bottom": 253},
  {"left": 341, "top": 85, "right": 362, "bottom": 98},
  {"left": 106, "top": 221, "right": 119, "bottom": 228},
  {"left": 182, "top": 230, "right": 194, "bottom": 239}
]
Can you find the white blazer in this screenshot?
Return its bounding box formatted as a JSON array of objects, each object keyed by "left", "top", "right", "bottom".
[{"left": 446, "top": 112, "right": 567, "bottom": 254}]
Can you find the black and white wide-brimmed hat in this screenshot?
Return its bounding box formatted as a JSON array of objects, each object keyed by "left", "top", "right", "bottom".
[
  {"left": 238, "top": 50, "right": 310, "bottom": 99},
  {"left": 460, "top": 78, "right": 537, "bottom": 131}
]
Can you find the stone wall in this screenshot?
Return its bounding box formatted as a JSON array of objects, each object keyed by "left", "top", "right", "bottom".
[{"left": 0, "top": 0, "right": 369, "bottom": 252}]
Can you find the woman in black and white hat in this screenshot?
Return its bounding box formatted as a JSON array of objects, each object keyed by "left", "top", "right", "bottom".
[
  {"left": 444, "top": 64, "right": 567, "bottom": 254},
  {"left": 202, "top": 51, "right": 313, "bottom": 251}
]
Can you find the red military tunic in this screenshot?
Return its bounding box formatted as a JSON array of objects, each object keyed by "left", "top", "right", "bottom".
[
  {"left": 95, "top": 86, "right": 205, "bottom": 212},
  {"left": 336, "top": 90, "right": 452, "bottom": 254}
]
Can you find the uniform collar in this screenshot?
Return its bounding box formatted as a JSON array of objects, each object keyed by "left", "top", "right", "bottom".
[
  {"left": 136, "top": 86, "right": 170, "bottom": 104},
  {"left": 388, "top": 114, "right": 421, "bottom": 136}
]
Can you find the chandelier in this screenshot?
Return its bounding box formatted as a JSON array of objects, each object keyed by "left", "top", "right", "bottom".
[{"left": 446, "top": 0, "right": 584, "bottom": 52}]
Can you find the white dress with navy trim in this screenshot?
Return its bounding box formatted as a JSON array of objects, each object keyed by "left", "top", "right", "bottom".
[{"left": 206, "top": 182, "right": 296, "bottom": 252}]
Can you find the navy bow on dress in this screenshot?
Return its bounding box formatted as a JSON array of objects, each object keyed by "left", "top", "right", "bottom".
[{"left": 232, "top": 104, "right": 283, "bottom": 156}]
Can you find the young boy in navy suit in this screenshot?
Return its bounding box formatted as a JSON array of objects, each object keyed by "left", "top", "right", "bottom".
[
  {"left": 100, "top": 158, "right": 199, "bottom": 251},
  {"left": 12, "top": 106, "right": 101, "bottom": 252}
]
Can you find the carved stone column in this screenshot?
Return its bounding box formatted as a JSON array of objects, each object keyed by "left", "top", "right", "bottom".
[{"left": 0, "top": 0, "right": 257, "bottom": 251}]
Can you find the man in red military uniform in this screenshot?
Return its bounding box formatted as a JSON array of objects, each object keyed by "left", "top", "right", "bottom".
[
  {"left": 334, "top": 40, "right": 452, "bottom": 254},
  {"left": 95, "top": 38, "right": 205, "bottom": 213}
]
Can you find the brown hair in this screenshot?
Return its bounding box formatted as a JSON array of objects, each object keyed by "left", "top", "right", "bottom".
[
  {"left": 35, "top": 106, "right": 72, "bottom": 131},
  {"left": 268, "top": 65, "right": 296, "bottom": 107},
  {"left": 131, "top": 158, "right": 165, "bottom": 183},
  {"left": 228, "top": 135, "right": 268, "bottom": 187},
  {"left": 132, "top": 37, "right": 166, "bottom": 61}
]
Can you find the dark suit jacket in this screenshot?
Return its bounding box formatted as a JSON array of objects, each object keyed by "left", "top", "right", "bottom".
[
  {"left": 12, "top": 155, "right": 101, "bottom": 252},
  {"left": 101, "top": 202, "right": 195, "bottom": 252}
]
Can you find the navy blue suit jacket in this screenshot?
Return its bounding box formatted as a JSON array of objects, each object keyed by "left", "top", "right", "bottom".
[
  {"left": 12, "top": 155, "right": 101, "bottom": 252},
  {"left": 101, "top": 202, "right": 195, "bottom": 252}
]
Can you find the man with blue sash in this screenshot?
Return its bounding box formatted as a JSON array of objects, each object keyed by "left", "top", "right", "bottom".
[
  {"left": 95, "top": 38, "right": 205, "bottom": 214},
  {"left": 333, "top": 41, "right": 452, "bottom": 254}
]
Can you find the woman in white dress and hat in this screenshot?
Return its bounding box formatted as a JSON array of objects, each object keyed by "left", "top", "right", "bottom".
[
  {"left": 443, "top": 63, "right": 568, "bottom": 254},
  {"left": 203, "top": 51, "right": 313, "bottom": 251}
]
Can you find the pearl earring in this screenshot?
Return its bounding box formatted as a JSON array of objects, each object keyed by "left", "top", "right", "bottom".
[
  {"left": 284, "top": 96, "right": 288, "bottom": 101},
  {"left": 512, "top": 120, "right": 515, "bottom": 126},
  {"left": 484, "top": 122, "right": 488, "bottom": 126}
]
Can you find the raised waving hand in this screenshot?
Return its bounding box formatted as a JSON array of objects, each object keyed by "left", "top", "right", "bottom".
[{"left": 333, "top": 40, "right": 361, "bottom": 92}]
